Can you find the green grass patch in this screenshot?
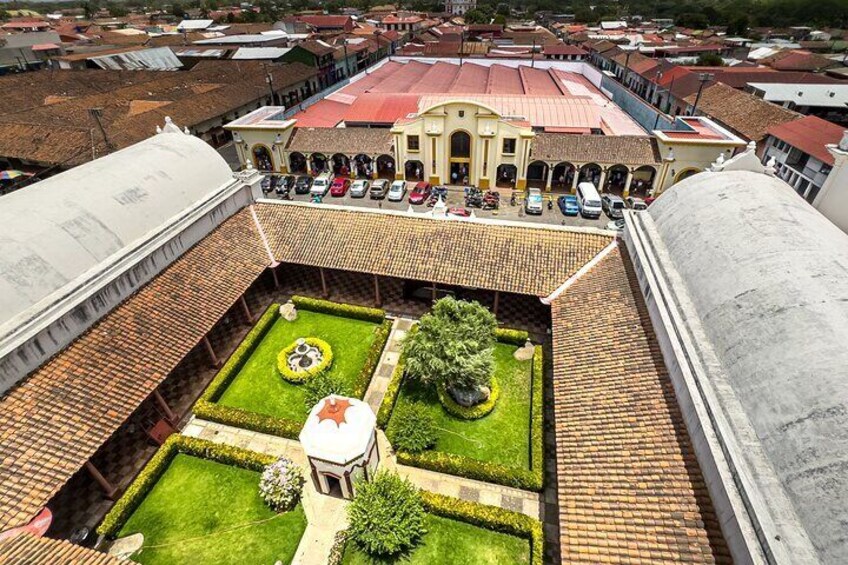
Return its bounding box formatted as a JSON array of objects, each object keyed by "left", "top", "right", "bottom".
[
  {"left": 387, "top": 343, "right": 532, "bottom": 469},
  {"left": 340, "top": 514, "right": 530, "bottom": 565},
  {"left": 216, "top": 311, "right": 380, "bottom": 422},
  {"left": 118, "top": 454, "right": 307, "bottom": 565}
]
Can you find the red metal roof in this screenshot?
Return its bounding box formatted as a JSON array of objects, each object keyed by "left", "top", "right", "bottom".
[
  {"left": 293, "top": 99, "right": 350, "bottom": 127},
  {"left": 766, "top": 115, "right": 844, "bottom": 165},
  {"left": 345, "top": 93, "right": 421, "bottom": 124}
]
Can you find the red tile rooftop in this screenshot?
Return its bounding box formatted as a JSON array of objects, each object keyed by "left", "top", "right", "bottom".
[{"left": 766, "top": 115, "right": 844, "bottom": 166}]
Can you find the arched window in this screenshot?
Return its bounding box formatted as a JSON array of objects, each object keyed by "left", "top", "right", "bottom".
[{"left": 450, "top": 131, "right": 471, "bottom": 159}]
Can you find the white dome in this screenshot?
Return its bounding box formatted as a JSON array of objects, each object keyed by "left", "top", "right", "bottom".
[{"left": 299, "top": 396, "right": 377, "bottom": 465}]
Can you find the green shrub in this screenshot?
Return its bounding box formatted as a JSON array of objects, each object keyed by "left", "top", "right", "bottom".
[
  {"left": 530, "top": 346, "right": 544, "bottom": 489},
  {"left": 193, "top": 400, "right": 301, "bottom": 440},
  {"left": 327, "top": 530, "right": 348, "bottom": 565},
  {"left": 397, "top": 449, "right": 542, "bottom": 491},
  {"left": 199, "top": 303, "right": 279, "bottom": 404},
  {"left": 436, "top": 377, "right": 500, "bottom": 420},
  {"left": 493, "top": 327, "right": 530, "bottom": 345},
  {"left": 97, "top": 436, "right": 274, "bottom": 538},
  {"left": 291, "top": 295, "right": 385, "bottom": 323},
  {"left": 387, "top": 402, "right": 437, "bottom": 453},
  {"left": 420, "top": 492, "right": 543, "bottom": 565},
  {"left": 259, "top": 457, "right": 305, "bottom": 512},
  {"left": 376, "top": 324, "right": 417, "bottom": 428},
  {"left": 351, "top": 318, "right": 392, "bottom": 399},
  {"left": 347, "top": 471, "right": 426, "bottom": 557},
  {"left": 303, "top": 372, "right": 352, "bottom": 412},
  {"left": 276, "top": 337, "right": 333, "bottom": 384}
]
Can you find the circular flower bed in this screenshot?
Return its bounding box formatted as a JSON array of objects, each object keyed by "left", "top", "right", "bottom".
[
  {"left": 259, "top": 457, "right": 305, "bottom": 512},
  {"left": 277, "top": 337, "right": 333, "bottom": 384},
  {"left": 437, "top": 378, "right": 500, "bottom": 420}
]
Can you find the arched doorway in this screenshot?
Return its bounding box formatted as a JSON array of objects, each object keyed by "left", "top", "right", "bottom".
[
  {"left": 376, "top": 155, "right": 395, "bottom": 179},
  {"left": 604, "top": 164, "right": 629, "bottom": 193},
  {"left": 252, "top": 145, "right": 273, "bottom": 171},
  {"left": 526, "top": 161, "right": 548, "bottom": 188},
  {"left": 289, "top": 152, "right": 307, "bottom": 174},
  {"left": 552, "top": 162, "right": 575, "bottom": 191},
  {"left": 405, "top": 160, "right": 424, "bottom": 181},
  {"left": 331, "top": 153, "right": 350, "bottom": 176},
  {"left": 674, "top": 168, "right": 700, "bottom": 183},
  {"left": 449, "top": 130, "right": 471, "bottom": 185},
  {"left": 579, "top": 163, "right": 601, "bottom": 186},
  {"left": 310, "top": 153, "right": 328, "bottom": 174},
  {"left": 353, "top": 154, "right": 373, "bottom": 178},
  {"left": 496, "top": 164, "right": 517, "bottom": 188},
  {"left": 631, "top": 165, "right": 656, "bottom": 195}
]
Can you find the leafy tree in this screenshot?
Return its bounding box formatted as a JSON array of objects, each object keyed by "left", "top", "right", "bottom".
[
  {"left": 403, "top": 297, "right": 497, "bottom": 393},
  {"left": 695, "top": 53, "right": 723, "bottom": 66},
  {"left": 107, "top": 2, "right": 128, "bottom": 16},
  {"left": 387, "top": 403, "right": 437, "bottom": 453},
  {"left": 675, "top": 12, "right": 709, "bottom": 29},
  {"left": 726, "top": 14, "right": 749, "bottom": 36},
  {"left": 347, "top": 472, "right": 426, "bottom": 557},
  {"left": 171, "top": 2, "right": 186, "bottom": 17}
]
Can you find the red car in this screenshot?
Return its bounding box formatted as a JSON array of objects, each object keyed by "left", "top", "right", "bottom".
[
  {"left": 408, "top": 181, "right": 431, "bottom": 204},
  {"left": 330, "top": 177, "right": 351, "bottom": 196},
  {"left": 448, "top": 207, "right": 471, "bottom": 217}
]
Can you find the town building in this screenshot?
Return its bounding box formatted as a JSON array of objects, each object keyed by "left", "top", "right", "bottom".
[
  {"left": 226, "top": 58, "right": 744, "bottom": 195},
  {"left": 811, "top": 131, "right": 848, "bottom": 234},
  {"left": 444, "top": 0, "right": 476, "bottom": 16},
  {"left": 747, "top": 82, "right": 848, "bottom": 126}
]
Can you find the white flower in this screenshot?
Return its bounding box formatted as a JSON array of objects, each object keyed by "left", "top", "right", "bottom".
[{"left": 259, "top": 457, "right": 305, "bottom": 512}]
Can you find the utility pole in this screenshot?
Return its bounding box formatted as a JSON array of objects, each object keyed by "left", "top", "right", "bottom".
[
  {"left": 531, "top": 39, "right": 536, "bottom": 68},
  {"left": 623, "top": 50, "right": 632, "bottom": 87},
  {"left": 459, "top": 28, "right": 464, "bottom": 67},
  {"left": 343, "top": 38, "right": 351, "bottom": 78},
  {"left": 690, "top": 72, "right": 714, "bottom": 116},
  {"left": 264, "top": 63, "right": 276, "bottom": 106},
  {"left": 88, "top": 108, "right": 114, "bottom": 153}
]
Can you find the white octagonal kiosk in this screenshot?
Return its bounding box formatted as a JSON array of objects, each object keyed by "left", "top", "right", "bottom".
[{"left": 299, "top": 395, "right": 379, "bottom": 499}]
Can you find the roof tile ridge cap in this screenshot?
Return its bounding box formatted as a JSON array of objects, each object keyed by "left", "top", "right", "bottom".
[
  {"left": 249, "top": 204, "right": 277, "bottom": 266},
  {"left": 541, "top": 239, "right": 619, "bottom": 305}
]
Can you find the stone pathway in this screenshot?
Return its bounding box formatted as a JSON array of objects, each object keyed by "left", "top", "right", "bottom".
[{"left": 363, "top": 317, "right": 413, "bottom": 413}]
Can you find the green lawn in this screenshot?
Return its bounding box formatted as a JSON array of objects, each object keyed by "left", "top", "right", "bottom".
[
  {"left": 118, "top": 454, "right": 307, "bottom": 565},
  {"left": 217, "top": 311, "right": 380, "bottom": 422},
  {"left": 342, "top": 514, "right": 530, "bottom": 564},
  {"left": 388, "top": 343, "right": 533, "bottom": 468}
]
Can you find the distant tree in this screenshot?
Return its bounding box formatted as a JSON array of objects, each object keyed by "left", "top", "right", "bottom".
[
  {"left": 463, "top": 7, "right": 492, "bottom": 24},
  {"left": 675, "top": 12, "right": 709, "bottom": 29},
  {"left": 726, "top": 14, "right": 749, "bottom": 36},
  {"left": 170, "top": 2, "right": 186, "bottom": 17},
  {"left": 695, "top": 52, "right": 724, "bottom": 66},
  {"left": 107, "top": 2, "right": 128, "bottom": 16},
  {"left": 493, "top": 14, "right": 506, "bottom": 24}
]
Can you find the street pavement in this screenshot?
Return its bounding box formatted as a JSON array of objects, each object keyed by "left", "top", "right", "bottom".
[{"left": 260, "top": 180, "right": 615, "bottom": 230}]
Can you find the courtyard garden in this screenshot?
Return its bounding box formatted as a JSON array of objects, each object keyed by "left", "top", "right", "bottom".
[
  {"left": 378, "top": 297, "right": 544, "bottom": 490},
  {"left": 98, "top": 436, "right": 308, "bottom": 565},
  {"left": 194, "top": 296, "right": 391, "bottom": 438}
]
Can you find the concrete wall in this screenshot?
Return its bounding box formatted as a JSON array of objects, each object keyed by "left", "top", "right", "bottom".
[
  {"left": 813, "top": 144, "right": 848, "bottom": 234},
  {"left": 600, "top": 75, "right": 676, "bottom": 133},
  {"left": 0, "top": 176, "right": 263, "bottom": 392}
]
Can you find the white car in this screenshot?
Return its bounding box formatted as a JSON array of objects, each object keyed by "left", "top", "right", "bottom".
[
  {"left": 524, "top": 188, "right": 543, "bottom": 215},
  {"left": 626, "top": 196, "right": 648, "bottom": 211},
  {"left": 606, "top": 219, "right": 625, "bottom": 232},
  {"left": 350, "top": 179, "right": 370, "bottom": 198},
  {"left": 387, "top": 180, "right": 407, "bottom": 202},
  {"left": 310, "top": 173, "right": 334, "bottom": 196}
]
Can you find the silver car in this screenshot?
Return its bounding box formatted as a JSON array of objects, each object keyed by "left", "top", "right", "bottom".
[
  {"left": 524, "top": 188, "right": 543, "bottom": 215},
  {"left": 350, "top": 179, "right": 370, "bottom": 198},
  {"left": 387, "top": 180, "right": 407, "bottom": 202},
  {"left": 626, "top": 196, "right": 648, "bottom": 211}
]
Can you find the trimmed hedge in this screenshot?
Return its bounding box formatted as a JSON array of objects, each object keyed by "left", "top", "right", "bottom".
[
  {"left": 276, "top": 337, "right": 333, "bottom": 383},
  {"left": 332, "top": 493, "right": 543, "bottom": 565},
  {"left": 436, "top": 378, "right": 501, "bottom": 420},
  {"left": 376, "top": 324, "right": 418, "bottom": 428},
  {"left": 493, "top": 327, "right": 530, "bottom": 346},
  {"left": 386, "top": 338, "right": 545, "bottom": 492},
  {"left": 292, "top": 295, "right": 385, "bottom": 324},
  {"left": 421, "top": 492, "right": 543, "bottom": 565},
  {"left": 195, "top": 300, "right": 389, "bottom": 439},
  {"left": 97, "top": 435, "right": 275, "bottom": 539}
]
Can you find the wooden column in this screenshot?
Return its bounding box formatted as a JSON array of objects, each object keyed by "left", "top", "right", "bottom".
[
  {"left": 373, "top": 274, "right": 381, "bottom": 307},
  {"left": 153, "top": 389, "right": 177, "bottom": 424},
  {"left": 493, "top": 290, "right": 500, "bottom": 317},
  {"left": 271, "top": 264, "right": 281, "bottom": 289},
  {"left": 85, "top": 461, "right": 118, "bottom": 500},
  {"left": 239, "top": 295, "right": 254, "bottom": 324},
  {"left": 431, "top": 282, "right": 437, "bottom": 304},
  {"left": 202, "top": 335, "right": 221, "bottom": 368},
  {"left": 319, "top": 267, "right": 329, "bottom": 298}
]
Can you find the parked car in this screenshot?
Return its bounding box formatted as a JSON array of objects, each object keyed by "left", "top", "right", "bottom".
[
  {"left": 602, "top": 194, "right": 626, "bottom": 219},
  {"left": 606, "top": 219, "right": 625, "bottom": 232},
  {"left": 557, "top": 194, "right": 579, "bottom": 216},
  {"left": 387, "top": 180, "right": 407, "bottom": 202},
  {"left": 280, "top": 175, "right": 296, "bottom": 192},
  {"left": 625, "top": 196, "right": 647, "bottom": 210},
  {"left": 448, "top": 206, "right": 471, "bottom": 217},
  {"left": 310, "top": 172, "right": 334, "bottom": 196},
  {"left": 350, "top": 179, "right": 370, "bottom": 198},
  {"left": 525, "top": 188, "right": 543, "bottom": 215},
  {"left": 409, "top": 181, "right": 431, "bottom": 204},
  {"left": 295, "top": 175, "right": 313, "bottom": 194},
  {"left": 576, "top": 182, "right": 602, "bottom": 219},
  {"left": 369, "top": 179, "right": 389, "bottom": 199},
  {"left": 330, "top": 177, "right": 351, "bottom": 197},
  {"left": 644, "top": 196, "right": 656, "bottom": 206}
]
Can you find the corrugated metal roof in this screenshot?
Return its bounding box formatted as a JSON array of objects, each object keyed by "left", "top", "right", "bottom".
[
  {"left": 89, "top": 46, "right": 183, "bottom": 71},
  {"left": 231, "top": 47, "right": 291, "bottom": 60}
]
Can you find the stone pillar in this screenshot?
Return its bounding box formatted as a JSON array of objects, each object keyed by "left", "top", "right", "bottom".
[
  {"left": 348, "top": 155, "right": 357, "bottom": 179},
  {"left": 545, "top": 163, "right": 554, "bottom": 191},
  {"left": 571, "top": 168, "right": 580, "bottom": 193},
  {"left": 371, "top": 156, "right": 379, "bottom": 179},
  {"left": 598, "top": 167, "right": 607, "bottom": 191},
  {"left": 623, "top": 169, "right": 634, "bottom": 198}
]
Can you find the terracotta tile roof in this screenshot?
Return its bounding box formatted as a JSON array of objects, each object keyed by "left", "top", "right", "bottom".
[
  {"left": 543, "top": 44, "right": 587, "bottom": 56},
  {"left": 254, "top": 203, "right": 612, "bottom": 296},
  {"left": 286, "top": 127, "right": 393, "bottom": 155},
  {"left": 766, "top": 115, "right": 844, "bottom": 166},
  {"left": 684, "top": 82, "right": 801, "bottom": 142},
  {"left": 762, "top": 49, "right": 836, "bottom": 71},
  {"left": 533, "top": 133, "right": 661, "bottom": 165},
  {"left": 297, "top": 40, "right": 335, "bottom": 57},
  {"left": 0, "top": 533, "right": 122, "bottom": 564},
  {"left": 551, "top": 246, "right": 731, "bottom": 564},
  {"left": 0, "top": 208, "right": 270, "bottom": 531}
]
